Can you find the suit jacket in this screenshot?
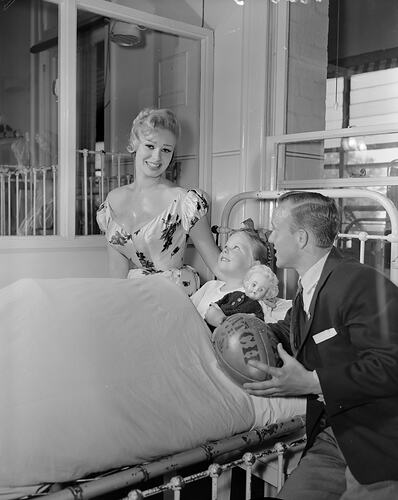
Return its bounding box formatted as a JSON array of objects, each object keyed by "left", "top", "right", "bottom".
[{"left": 269, "top": 247, "right": 398, "bottom": 484}]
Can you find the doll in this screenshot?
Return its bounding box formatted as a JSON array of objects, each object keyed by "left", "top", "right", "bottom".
[{"left": 204, "top": 264, "right": 279, "bottom": 330}]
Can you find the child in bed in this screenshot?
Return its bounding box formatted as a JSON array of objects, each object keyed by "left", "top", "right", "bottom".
[{"left": 191, "top": 222, "right": 291, "bottom": 330}]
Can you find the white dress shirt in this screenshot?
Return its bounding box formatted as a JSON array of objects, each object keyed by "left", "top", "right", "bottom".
[
  {"left": 299, "top": 251, "right": 330, "bottom": 401},
  {"left": 300, "top": 251, "right": 330, "bottom": 317}
]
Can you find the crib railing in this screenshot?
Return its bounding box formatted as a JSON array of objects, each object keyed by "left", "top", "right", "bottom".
[
  {"left": 0, "top": 151, "right": 133, "bottom": 237},
  {"left": 0, "top": 150, "right": 179, "bottom": 237},
  {"left": 76, "top": 149, "right": 134, "bottom": 236},
  {"left": 0, "top": 165, "right": 57, "bottom": 236}
]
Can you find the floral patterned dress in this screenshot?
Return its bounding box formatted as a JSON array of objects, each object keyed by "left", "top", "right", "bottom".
[{"left": 96, "top": 188, "right": 209, "bottom": 295}]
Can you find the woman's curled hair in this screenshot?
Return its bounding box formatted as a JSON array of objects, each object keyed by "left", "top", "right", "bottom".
[{"left": 127, "top": 108, "right": 180, "bottom": 153}]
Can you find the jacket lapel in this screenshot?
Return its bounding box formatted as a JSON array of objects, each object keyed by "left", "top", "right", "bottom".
[{"left": 296, "top": 246, "right": 344, "bottom": 357}]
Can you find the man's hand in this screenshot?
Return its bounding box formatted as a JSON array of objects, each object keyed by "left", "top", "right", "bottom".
[{"left": 243, "top": 343, "right": 321, "bottom": 397}]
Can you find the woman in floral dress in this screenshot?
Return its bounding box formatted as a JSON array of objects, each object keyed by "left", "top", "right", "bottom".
[{"left": 96, "top": 108, "right": 220, "bottom": 295}]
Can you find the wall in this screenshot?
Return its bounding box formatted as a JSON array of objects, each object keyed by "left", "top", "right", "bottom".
[
  {"left": 0, "top": 246, "right": 108, "bottom": 286},
  {"left": 207, "top": 0, "right": 270, "bottom": 229}
]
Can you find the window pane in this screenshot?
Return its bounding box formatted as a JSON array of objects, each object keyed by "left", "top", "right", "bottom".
[
  {"left": 287, "top": 0, "right": 398, "bottom": 134},
  {"left": 0, "top": 0, "right": 58, "bottom": 236},
  {"left": 281, "top": 132, "right": 398, "bottom": 183},
  {"left": 75, "top": 10, "right": 201, "bottom": 235}
]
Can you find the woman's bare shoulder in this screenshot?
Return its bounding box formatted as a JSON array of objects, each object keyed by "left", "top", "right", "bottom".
[{"left": 106, "top": 185, "right": 134, "bottom": 209}]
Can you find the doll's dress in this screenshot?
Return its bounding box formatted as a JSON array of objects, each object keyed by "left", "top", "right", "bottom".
[
  {"left": 216, "top": 291, "right": 264, "bottom": 321},
  {"left": 96, "top": 188, "right": 208, "bottom": 295}
]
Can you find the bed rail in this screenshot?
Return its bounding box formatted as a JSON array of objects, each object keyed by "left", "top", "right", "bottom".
[
  {"left": 44, "top": 416, "right": 305, "bottom": 500},
  {"left": 218, "top": 189, "right": 398, "bottom": 285}
]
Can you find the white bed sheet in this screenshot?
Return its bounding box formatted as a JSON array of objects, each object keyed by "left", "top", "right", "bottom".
[{"left": 0, "top": 275, "right": 304, "bottom": 488}]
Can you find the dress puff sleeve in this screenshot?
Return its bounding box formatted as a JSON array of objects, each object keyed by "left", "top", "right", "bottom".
[
  {"left": 180, "top": 189, "right": 209, "bottom": 232},
  {"left": 96, "top": 200, "right": 111, "bottom": 233}
]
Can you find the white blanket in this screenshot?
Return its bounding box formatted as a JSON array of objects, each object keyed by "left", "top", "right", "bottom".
[{"left": 0, "top": 275, "right": 304, "bottom": 487}]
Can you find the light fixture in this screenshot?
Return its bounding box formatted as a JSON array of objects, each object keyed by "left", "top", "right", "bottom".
[{"left": 109, "top": 20, "right": 147, "bottom": 48}]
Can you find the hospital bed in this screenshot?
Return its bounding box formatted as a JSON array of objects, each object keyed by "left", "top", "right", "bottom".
[{"left": 2, "top": 188, "right": 397, "bottom": 500}]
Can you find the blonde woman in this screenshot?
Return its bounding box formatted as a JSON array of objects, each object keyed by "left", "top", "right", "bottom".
[{"left": 97, "top": 108, "right": 220, "bottom": 294}]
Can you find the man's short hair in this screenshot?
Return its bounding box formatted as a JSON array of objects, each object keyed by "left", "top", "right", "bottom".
[{"left": 278, "top": 191, "right": 340, "bottom": 248}]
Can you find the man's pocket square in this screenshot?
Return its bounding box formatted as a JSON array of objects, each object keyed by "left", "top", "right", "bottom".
[{"left": 313, "top": 328, "right": 338, "bottom": 344}]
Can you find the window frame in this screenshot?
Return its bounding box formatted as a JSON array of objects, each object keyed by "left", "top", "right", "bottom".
[
  {"left": 0, "top": 0, "right": 214, "bottom": 250},
  {"left": 263, "top": 3, "right": 398, "bottom": 192}
]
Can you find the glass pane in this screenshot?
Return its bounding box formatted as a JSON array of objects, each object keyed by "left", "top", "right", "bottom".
[
  {"left": 287, "top": 0, "right": 398, "bottom": 133},
  {"left": 75, "top": 9, "right": 201, "bottom": 235},
  {"left": 0, "top": 0, "right": 58, "bottom": 236},
  {"left": 281, "top": 132, "right": 398, "bottom": 182}
]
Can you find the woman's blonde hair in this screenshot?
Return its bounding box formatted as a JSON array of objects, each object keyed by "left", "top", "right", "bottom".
[{"left": 127, "top": 108, "right": 180, "bottom": 153}]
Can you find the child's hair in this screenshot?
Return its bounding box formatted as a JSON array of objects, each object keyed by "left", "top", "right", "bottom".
[
  {"left": 231, "top": 219, "right": 273, "bottom": 267},
  {"left": 127, "top": 108, "right": 180, "bottom": 153},
  {"left": 244, "top": 264, "right": 279, "bottom": 300}
]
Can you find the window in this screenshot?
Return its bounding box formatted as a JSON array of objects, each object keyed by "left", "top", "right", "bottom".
[
  {"left": 286, "top": 0, "right": 398, "bottom": 135},
  {"left": 0, "top": 0, "right": 213, "bottom": 242},
  {"left": 75, "top": 10, "right": 202, "bottom": 235},
  {"left": 0, "top": 0, "right": 58, "bottom": 236},
  {"left": 266, "top": 0, "right": 398, "bottom": 276}
]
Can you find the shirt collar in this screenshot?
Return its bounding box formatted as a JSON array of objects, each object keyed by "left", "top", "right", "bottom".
[{"left": 300, "top": 251, "right": 330, "bottom": 305}]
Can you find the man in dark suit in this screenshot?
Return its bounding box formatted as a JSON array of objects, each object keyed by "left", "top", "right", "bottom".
[{"left": 244, "top": 191, "right": 398, "bottom": 499}]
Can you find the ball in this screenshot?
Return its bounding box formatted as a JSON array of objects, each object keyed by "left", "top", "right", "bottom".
[{"left": 212, "top": 313, "right": 280, "bottom": 387}]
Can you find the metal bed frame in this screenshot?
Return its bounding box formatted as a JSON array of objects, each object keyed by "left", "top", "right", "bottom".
[
  {"left": 27, "top": 189, "right": 398, "bottom": 500},
  {"left": 42, "top": 416, "right": 305, "bottom": 500},
  {"left": 219, "top": 189, "right": 398, "bottom": 286}
]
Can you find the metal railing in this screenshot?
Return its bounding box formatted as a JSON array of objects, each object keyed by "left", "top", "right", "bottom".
[
  {"left": 218, "top": 189, "right": 398, "bottom": 287},
  {"left": 0, "top": 165, "right": 57, "bottom": 236},
  {"left": 76, "top": 149, "right": 134, "bottom": 236},
  {"left": 0, "top": 150, "right": 181, "bottom": 237},
  {"left": 44, "top": 416, "right": 306, "bottom": 500}
]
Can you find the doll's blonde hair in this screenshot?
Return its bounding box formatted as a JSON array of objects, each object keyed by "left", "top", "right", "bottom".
[{"left": 244, "top": 264, "right": 279, "bottom": 300}]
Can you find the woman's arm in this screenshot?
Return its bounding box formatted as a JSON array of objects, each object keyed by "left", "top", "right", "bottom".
[
  {"left": 107, "top": 245, "right": 130, "bottom": 278},
  {"left": 189, "top": 216, "right": 221, "bottom": 277}
]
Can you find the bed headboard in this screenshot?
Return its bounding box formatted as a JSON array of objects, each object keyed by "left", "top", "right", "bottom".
[{"left": 218, "top": 189, "right": 398, "bottom": 288}]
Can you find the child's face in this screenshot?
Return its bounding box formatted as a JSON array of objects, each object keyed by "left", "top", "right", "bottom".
[
  {"left": 243, "top": 270, "right": 270, "bottom": 300},
  {"left": 218, "top": 232, "right": 255, "bottom": 278}
]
